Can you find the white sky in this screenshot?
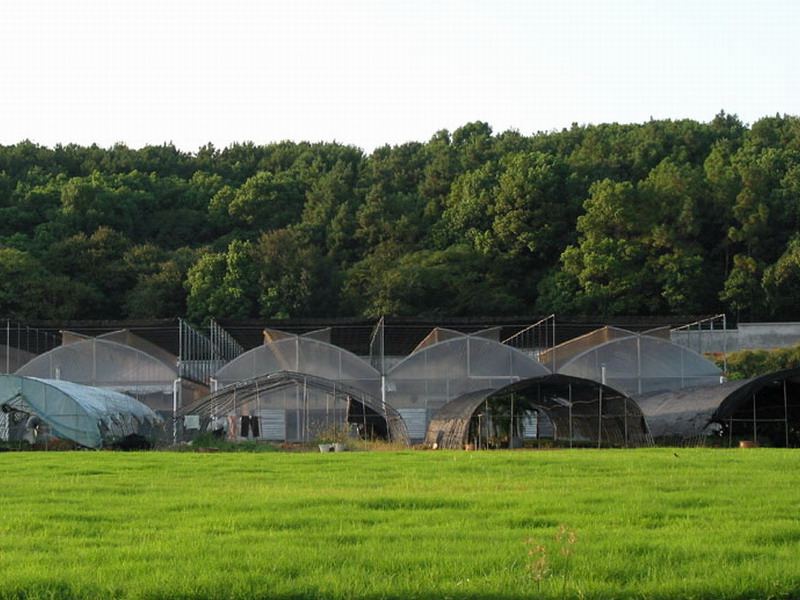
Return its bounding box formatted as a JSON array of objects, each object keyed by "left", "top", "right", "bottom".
[{"left": 1, "top": 0, "right": 798, "bottom": 153}]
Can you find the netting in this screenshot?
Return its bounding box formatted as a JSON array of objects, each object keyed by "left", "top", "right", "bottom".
[
  {"left": 637, "top": 368, "right": 800, "bottom": 447},
  {"left": 424, "top": 375, "right": 650, "bottom": 449}
]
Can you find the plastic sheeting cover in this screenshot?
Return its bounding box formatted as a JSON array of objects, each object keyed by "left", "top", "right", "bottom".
[
  {"left": 387, "top": 335, "right": 550, "bottom": 409},
  {"left": 16, "top": 338, "right": 178, "bottom": 390},
  {"left": 0, "top": 375, "right": 162, "bottom": 448},
  {"left": 214, "top": 336, "right": 381, "bottom": 399},
  {"left": 546, "top": 329, "right": 722, "bottom": 396}
]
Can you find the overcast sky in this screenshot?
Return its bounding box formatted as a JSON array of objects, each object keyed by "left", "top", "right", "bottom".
[{"left": 1, "top": 0, "right": 797, "bottom": 153}]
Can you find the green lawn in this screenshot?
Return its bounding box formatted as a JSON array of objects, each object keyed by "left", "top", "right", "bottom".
[{"left": 0, "top": 448, "right": 798, "bottom": 599}]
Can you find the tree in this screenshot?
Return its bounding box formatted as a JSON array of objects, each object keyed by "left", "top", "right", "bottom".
[
  {"left": 559, "top": 179, "right": 661, "bottom": 314},
  {"left": 762, "top": 234, "right": 800, "bottom": 318},
  {"left": 44, "top": 227, "right": 134, "bottom": 317},
  {"left": 341, "top": 244, "right": 526, "bottom": 317},
  {"left": 185, "top": 240, "right": 258, "bottom": 323},
  {"left": 123, "top": 245, "right": 198, "bottom": 318},
  {"left": 224, "top": 171, "right": 305, "bottom": 232},
  {"left": 0, "top": 248, "right": 101, "bottom": 319},
  {"left": 252, "top": 228, "right": 333, "bottom": 319}
]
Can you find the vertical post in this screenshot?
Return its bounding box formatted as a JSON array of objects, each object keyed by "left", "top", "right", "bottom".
[
  {"left": 598, "top": 365, "right": 606, "bottom": 449},
  {"left": 728, "top": 416, "right": 733, "bottom": 448},
  {"left": 722, "top": 314, "right": 728, "bottom": 376},
  {"left": 5, "top": 319, "right": 10, "bottom": 374},
  {"left": 304, "top": 377, "right": 309, "bottom": 443},
  {"left": 510, "top": 392, "right": 515, "bottom": 447},
  {"left": 568, "top": 383, "right": 573, "bottom": 450},
  {"left": 752, "top": 392, "right": 757, "bottom": 444},
  {"left": 636, "top": 336, "right": 642, "bottom": 395},
  {"left": 172, "top": 378, "right": 179, "bottom": 443},
  {"left": 624, "top": 397, "right": 629, "bottom": 447},
  {"left": 597, "top": 385, "right": 603, "bottom": 449},
  {"left": 178, "top": 318, "right": 184, "bottom": 380},
  {"left": 784, "top": 380, "right": 790, "bottom": 448}
]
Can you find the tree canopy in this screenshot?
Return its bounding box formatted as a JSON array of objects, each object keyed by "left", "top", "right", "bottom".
[{"left": 2, "top": 113, "right": 799, "bottom": 323}]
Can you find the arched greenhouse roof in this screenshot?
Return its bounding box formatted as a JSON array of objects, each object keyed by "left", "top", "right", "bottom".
[
  {"left": 214, "top": 334, "right": 381, "bottom": 398},
  {"left": 0, "top": 375, "right": 163, "bottom": 449},
  {"left": 636, "top": 368, "right": 800, "bottom": 442},
  {"left": 424, "top": 374, "right": 648, "bottom": 449},
  {"left": 539, "top": 326, "right": 722, "bottom": 396},
  {"left": 388, "top": 335, "right": 549, "bottom": 390},
  {"left": 15, "top": 336, "right": 178, "bottom": 393}
]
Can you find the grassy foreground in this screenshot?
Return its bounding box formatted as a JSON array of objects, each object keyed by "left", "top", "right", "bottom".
[{"left": 0, "top": 448, "right": 798, "bottom": 600}]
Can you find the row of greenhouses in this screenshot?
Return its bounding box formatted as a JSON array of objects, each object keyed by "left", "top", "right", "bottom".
[{"left": 2, "top": 319, "right": 799, "bottom": 449}]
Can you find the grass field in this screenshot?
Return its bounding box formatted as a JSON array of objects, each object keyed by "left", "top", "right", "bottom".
[{"left": 0, "top": 448, "right": 798, "bottom": 599}]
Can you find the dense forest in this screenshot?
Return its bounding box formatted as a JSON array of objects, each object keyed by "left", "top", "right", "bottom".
[{"left": 1, "top": 112, "right": 799, "bottom": 324}]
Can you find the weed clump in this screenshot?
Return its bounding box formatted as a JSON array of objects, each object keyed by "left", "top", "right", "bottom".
[{"left": 524, "top": 524, "right": 578, "bottom": 595}]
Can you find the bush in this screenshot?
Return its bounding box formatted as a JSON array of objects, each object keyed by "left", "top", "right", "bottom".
[{"left": 718, "top": 343, "right": 800, "bottom": 379}]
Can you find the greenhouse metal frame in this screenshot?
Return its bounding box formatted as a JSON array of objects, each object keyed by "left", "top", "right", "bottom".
[
  {"left": 177, "top": 371, "right": 410, "bottom": 445},
  {"left": 538, "top": 326, "right": 724, "bottom": 397},
  {"left": 636, "top": 368, "right": 800, "bottom": 447},
  {"left": 424, "top": 374, "right": 650, "bottom": 450}
]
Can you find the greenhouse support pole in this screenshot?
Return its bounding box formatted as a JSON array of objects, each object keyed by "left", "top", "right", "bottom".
[
  {"left": 784, "top": 381, "right": 789, "bottom": 448},
  {"left": 624, "top": 397, "right": 629, "bottom": 447},
  {"left": 752, "top": 392, "right": 757, "bottom": 444},
  {"left": 510, "top": 392, "right": 515, "bottom": 446},
  {"left": 568, "top": 384, "right": 573, "bottom": 450},
  {"left": 723, "top": 314, "right": 728, "bottom": 376},
  {"left": 173, "top": 378, "right": 180, "bottom": 443},
  {"left": 5, "top": 320, "right": 9, "bottom": 374},
  {"left": 636, "top": 336, "right": 642, "bottom": 395},
  {"left": 728, "top": 416, "right": 733, "bottom": 448},
  {"left": 598, "top": 365, "right": 606, "bottom": 449}
]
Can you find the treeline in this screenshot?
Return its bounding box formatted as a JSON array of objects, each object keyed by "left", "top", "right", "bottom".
[{"left": 1, "top": 112, "right": 799, "bottom": 323}]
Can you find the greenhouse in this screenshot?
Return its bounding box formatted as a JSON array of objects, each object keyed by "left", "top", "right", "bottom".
[
  {"left": 181, "top": 332, "right": 400, "bottom": 444},
  {"left": 424, "top": 374, "right": 649, "bottom": 449},
  {"left": 0, "top": 374, "right": 163, "bottom": 449},
  {"left": 214, "top": 330, "right": 382, "bottom": 398},
  {"left": 177, "top": 371, "right": 410, "bottom": 445},
  {"left": 636, "top": 368, "right": 800, "bottom": 447},
  {"left": 15, "top": 330, "right": 207, "bottom": 419},
  {"left": 538, "top": 326, "right": 723, "bottom": 397},
  {"left": 385, "top": 333, "right": 551, "bottom": 441}
]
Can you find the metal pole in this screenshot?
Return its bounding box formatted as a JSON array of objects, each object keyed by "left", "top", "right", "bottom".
[
  {"left": 510, "top": 392, "right": 515, "bottom": 448},
  {"left": 598, "top": 365, "right": 606, "bottom": 449},
  {"left": 752, "top": 392, "right": 757, "bottom": 444},
  {"left": 728, "top": 416, "right": 733, "bottom": 448},
  {"left": 173, "top": 378, "right": 179, "bottom": 443},
  {"left": 624, "top": 397, "right": 629, "bottom": 447},
  {"left": 784, "top": 381, "right": 789, "bottom": 448},
  {"left": 637, "top": 336, "right": 642, "bottom": 395},
  {"left": 597, "top": 385, "right": 603, "bottom": 449},
  {"left": 723, "top": 314, "right": 728, "bottom": 376},
  {"left": 568, "top": 384, "right": 573, "bottom": 449}
]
